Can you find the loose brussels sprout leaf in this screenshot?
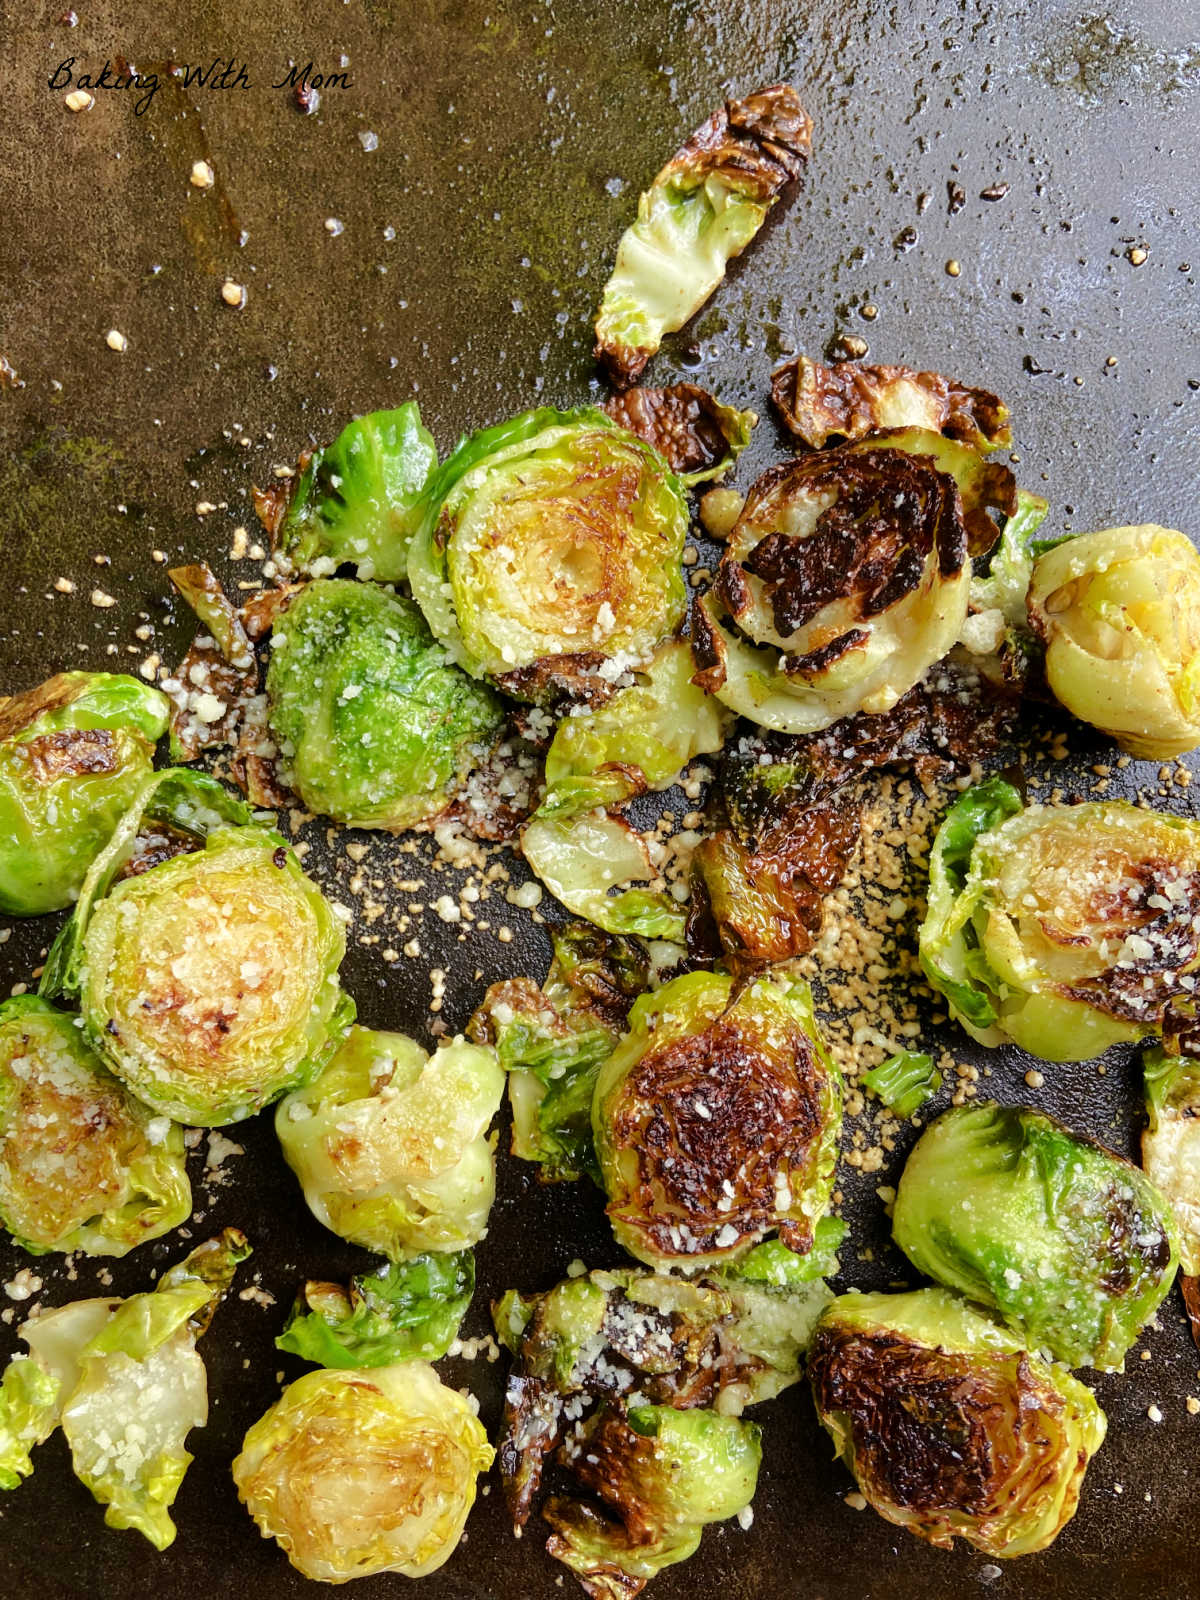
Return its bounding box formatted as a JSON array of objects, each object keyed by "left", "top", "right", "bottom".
[
  {"left": 0, "top": 671, "right": 169, "bottom": 916},
  {"left": 468, "top": 922, "right": 649, "bottom": 1183},
  {"left": 893, "top": 1102, "right": 1178, "bottom": 1369},
  {"left": 169, "top": 562, "right": 254, "bottom": 672},
  {"left": 232, "top": 1363, "right": 494, "bottom": 1582},
  {"left": 960, "top": 490, "right": 1050, "bottom": 688},
  {"left": 770, "top": 355, "right": 1011, "bottom": 451},
  {"left": 407, "top": 406, "right": 688, "bottom": 694},
  {"left": 0, "top": 1353, "right": 62, "bottom": 1490},
  {"left": 52, "top": 774, "right": 351, "bottom": 1125},
  {"left": 693, "top": 443, "right": 972, "bottom": 733},
  {"left": 594, "top": 85, "right": 811, "bottom": 387},
  {"left": 1028, "top": 524, "right": 1200, "bottom": 759},
  {"left": 545, "top": 1403, "right": 761, "bottom": 1598},
  {"left": 1142, "top": 1048, "right": 1200, "bottom": 1280},
  {"left": 276, "top": 1024, "right": 504, "bottom": 1259},
  {"left": 860, "top": 1050, "right": 942, "bottom": 1119},
  {"left": 603, "top": 383, "right": 755, "bottom": 484},
  {"left": 809, "top": 1288, "right": 1106, "bottom": 1558},
  {"left": 266, "top": 577, "right": 504, "bottom": 831},
  {"left": 257, "top": 403, "right": 437, "bottom": 581},
  {"left": 0, "top": 995, "right": 191, "bottom": 1257},
  {"left": 919, "top": 782, "right": 1200, "bottom": 1059},
  {"left": 593, "top": 971, "right": 842, "bottom": 1269},
  {"left": 276, "top": 1251, "right": 475, "bottom": 1367}
]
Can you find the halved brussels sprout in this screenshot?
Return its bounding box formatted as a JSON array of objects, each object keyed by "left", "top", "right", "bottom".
[
  {"left": 0, "top": 1230, "right": 248, "bottom": 1547},
  {"left": 468, "top": 921, "right": 650, "bottom": 1182},
  {"left": 276, "top": 1024, "right": 504, "bottom": 1259},
  {"left": 809, "top": 1288, "right": 1107, "bottom": 1558},
  {"left": 276, "top": 1251, "right": 475, "bottom": 1368},
  {"left": 407, "top": 406, "right": 688, "bottom": 696},
  {"left": 1142, "top": 1049, "right": 1200, "bottom": 1277},
  {"left": 1028, "top": 524, "right": 1200, "bottom": 758},
  {"left": 770, "top": 355, "right": 1011, "bottom": 451},
  {"left": 266, "top": 577, "right": 504, "bottom": 831},
  {"left": 919, "top": 778, "right": 1200, "bottom": 1060},
  {"left": 593, "top": 971, "right": 842, "bottom": 1270},
  {"left": 232, "top": 1363, "right": 493, "bottom": 1582},
  {"left": 255, "top": 403, "right": 437, "bottom": 581},
  {"left": 0, "top": 995, "right": 190, "bottom": 1257},
  {"left": 692, "top": 442, "right": 973, "bottom": 733},
  {"left": 603, "top": 383, "right": 755, "bottom": 484},
  {"left": 893, "top": 1101, "right": 1178, "bottom": 1369},
  {"left": 40, "top": 768, "right": 352, "bottom": 1125},
  {"left": 594, "top": 85, "right": 811, "bottom": 387},
  {"left": 0, "top": 671, "right": 169, "bottom": 916}
]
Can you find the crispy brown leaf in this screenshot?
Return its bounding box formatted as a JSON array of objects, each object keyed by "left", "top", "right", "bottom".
[{"left": 771, "top": 356, "right": 1011, "bottom": 451}]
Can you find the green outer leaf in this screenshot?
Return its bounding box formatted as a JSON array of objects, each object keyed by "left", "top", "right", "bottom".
[
  {"left": 0, "top": 1356, "right": 61, "bottom": 1490},
  {"left": 718, "top": 1215, "right": 846, "bottom": 1287},
  {"left": 276, "top": 1251, "right": 475, "bottom": 1368},
  {"left": 861, "top": 1051, "right": 942, "bottom": 1119}
]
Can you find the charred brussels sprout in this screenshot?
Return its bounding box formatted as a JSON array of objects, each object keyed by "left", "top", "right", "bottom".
[
  {"left": 1142, "top": 1049, "right": 1200, "bottom": 1278},
  {"left": 256, "top": 403, "right": 437, "bottom": 581},
  {"left": 266, "top": 578, "right": 504, "bottom": 830},
  {"left": 919, "top": 778, "right": 1200, "bottom": 1060},
  {"left": 693, "top": 441, "right": 973, "bottom": 733},
  {"left": 594, "top": 85, "right": 811, "bottom": 387},
  {"left": 0, "top": 996, "right": 190, "bottom": 1257},
  {"left": 0, "top": 671, "right": 169, "bottom": 916},
  {"left": 275, "top": 1024, "right": 504, "bottom": 1259},
  {"left": 0, "top": 1230, "right": 248, "bottom": 1546},
  {"left": 276, "top": 1251, "right": 475, "bottom": 1368},
  {"left": 232, "top": 1363, "right": 493, "bottom": 1582},
  {"left": 407, "top": 406, "right": 687, "bottom": 697},
  {"left": 593, "top": 971, "right": 842, "bottom": 1270},
  {"left": 41, "top": 768, "right": 352, "bottom": 1125},
  {"left": 892, "top": 1101, "right": 1178, "bottom": 1369},
  {"left": 1028, "top": 524, "right": 1200, "bottom": 759},
  {"left": 809, "top": 1289, "right": 1107, "bottom": 1558},
  {"left": 770, "top": 355, "right": 1011, "bottom": 451}
]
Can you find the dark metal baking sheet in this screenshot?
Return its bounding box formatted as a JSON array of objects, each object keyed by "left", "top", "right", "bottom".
[{"left": 1, "top": 2, "right": 1198, "bottom": 1596}]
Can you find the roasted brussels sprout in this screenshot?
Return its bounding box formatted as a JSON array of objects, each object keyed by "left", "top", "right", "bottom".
[
  {"left": 603, "top": 383, "right": 754, "bottom": 483},
  {"left": 468, "top": 921, "right": 649, "bottom": 1182},
  {"left": 0, "top": 671, "right": 169, "bottom": 916},
  {"left": 1028, "top": 524, "right": 1200, "bottom": 759},
  {"left": 522, "top": 640, "right": 729, "bottom": 939},
  {"left": 266, "top": 577, "right": 504, "bottom": 830},
  {"left": 0, "top": 995, "right": 190, "bottom": 1257},
  {"left": 860, "top": 1049, "right": 941, "bottom": 1118},
  {"left": 40, "top": 768, "right": 352, "bottom": 1125},
  {"left": 919, "top": 778, "right": 1200, "bottom": 1060},
  {"left": 276, "top": 1023, "right": 504, "bottom": 1259},
  {"left": 255, "top": 403, "right": 437, "bottom": 581},
  {"left": 893, "top": 1101, "right": 1178, "bottom": 1369},
  {"left": 770, "top": 355, "right": 1011, "bottom": 451},
  {"left": 0, "top": 1230, "right": 248, "bottom": 1547},
  {"left": 232, "top": 1363, "right": 493, "bottom": 1582},
  {"left": 692, "top": 441, "right": 973, "bottom": 732},
  {"left": 276, "top": 1251, "right": 475, "bottom": 1367},
  {"left": 1142, "top": 1049, "right": 1200, "bottom": 1276},
  {"left": 593, "top": 971, "right": 842, "bottom": 1269},
  {"left": 407, "top": 406, "right": 688, "bottom": 698},
  {"left": 594, "top": 85, "right": 811, "bottom": 387},
  {"left": 809, "top": 1289, "right": 1107, "bottom": 1558}
]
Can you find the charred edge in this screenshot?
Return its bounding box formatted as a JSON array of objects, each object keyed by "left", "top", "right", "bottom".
[
  {"left": 782, "top": 627, "right": 870, "bottom": 678},
  {"left": 0, "top": 673, "right": 87, "bottom": 744},
  {"left": 1183, "top": 1276, "right": 1200, "bottom": 1350},
  {"left": 21, "top": 728, "right": 120, "bottom": 783},
  {"left": 769, "top": 356, "right": 1010, "bottom": 451},
  {"left": 688, "top": 603, "right": 727, "bottom": 694},
  {"left": 493, "top": 651, "right": 616, "bottom": 708}
]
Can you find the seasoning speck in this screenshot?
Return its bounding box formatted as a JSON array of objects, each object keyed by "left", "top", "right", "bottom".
[
  {"left": 190, "top": 159, "right": 215, "bottom": 189},
  {"left": 105, "top": 328, "right": 127, "bottom": 352},
  {"left": 1147, "top": 1403, "right": 1163, "bottom": 1423},
  {"left": 324, "top": 217, "right": 345, "bottom": 237},
  {"left": 90, "top": 588, "right": 116, "bottom": 608},
  {"left": 358, "top": 130, "right": 379, "bottom": 152},
  {"left": 945, "top": 259, "right": 961, "bottom": 277},
  {"left": 221, "top": 280, "right": 247, "bottom": 308},
  {"left": 1127, "top": 246, "right": 1148, "bottom": 266},
  {"left": 65, "top": 89, "right": 94, "bottom": 112}
]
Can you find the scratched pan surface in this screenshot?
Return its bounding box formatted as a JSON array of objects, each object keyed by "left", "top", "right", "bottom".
[{"left": 1, "top": 1, "right": 1198, "bottom": 1596}]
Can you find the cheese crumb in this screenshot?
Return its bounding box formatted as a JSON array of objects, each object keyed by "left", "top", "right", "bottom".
[
  {"left": 105, "top": 329, "right": 127, "bottom": 352},
  {"left": 190, "top": 159, "right": 215, "bottom": 188}
]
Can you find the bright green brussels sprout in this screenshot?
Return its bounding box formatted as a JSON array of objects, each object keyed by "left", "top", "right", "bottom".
[
  {"left": 0, "top": 671, "right": 169, "bottom": 916},
  {"left": 407, "top": 406, "right": 688, "bottom": 696},
  {"left": 892, "top": 1101, "right": 1178, "bottom": 1369},
  {"left": 276, "top": 1250, "right": 475, "bottom": 1368},
  {"left": 593, "top": 971, "right": 842, "bottom": 1270},
  {"left": 232, "top": 1362, "right": 493, "bottom": 1582},
  {"left": 1028, "top": 523, "right": 1200, "bottom": 759},
  {"left": 595, "top": 85, "right": 811, "bottom": 386},
  {"left": 0, "top": 1229, "right": 248, "bottom": 1547},
  {"left": 919, "top": 777, "right": 1200, "bottom": 1060},
  {"left": 522, "top": 640, "right": 728, "bottom": 941},
  {"left": 808, "top": 1288, "right": 1107, "bottom": 1558},
  {"left": 1142, "top": 1048, "right": 1200, "bottom": 1277},
  {"left": 266, "top": 577, "right": 504, "bottom": 831},
  {"left": 0, "top": 995, "right": 190, "bottom": 1257},
  {"left": 276, "top": 1023, "right": 504, "bottom": 1259},
  {"left": 693, "top": 439, "right": 975, "bottom": 733},
  {"left": 468, "top": 921, "right": 649, "bottom": 1183},
  {"left": 256, "top": 403, "right": 437, "bottom": 581},
  {"left": 41, "top": 767, "right": 352, "bottom": 1125},
  {"left": 770, "top": 354, "right": 1012, "bottom": 451}
]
